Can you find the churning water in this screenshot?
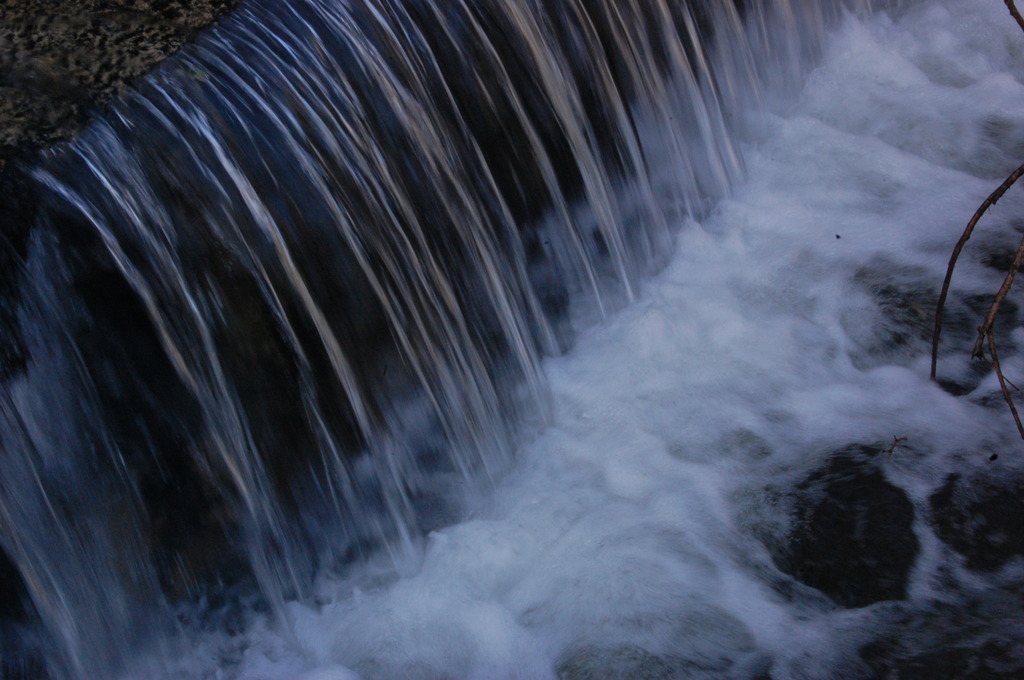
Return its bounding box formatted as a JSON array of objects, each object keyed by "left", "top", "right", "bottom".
[{"left": 3, "top": 0, "right": 1024, "bottom": 678}]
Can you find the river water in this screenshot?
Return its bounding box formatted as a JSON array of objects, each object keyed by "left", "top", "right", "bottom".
[{"left": 3, "top": 0, "right": 1024, "bottom": 678}]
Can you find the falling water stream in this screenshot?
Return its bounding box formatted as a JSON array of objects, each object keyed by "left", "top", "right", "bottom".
[{"left": 3, "top": 0, "right": 1024, "bottom": 678}]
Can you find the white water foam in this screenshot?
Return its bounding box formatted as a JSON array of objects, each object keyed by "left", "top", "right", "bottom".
[{"left": 142, "top": 0, "right": 1024, "bottom": 677}]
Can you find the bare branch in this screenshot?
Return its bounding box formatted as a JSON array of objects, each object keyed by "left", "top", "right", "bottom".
[
  {"left": 971, "top": 230, "right": 1024, "bottom": 359},
  {"left": 930, "top": 160, "right": 1024, "bottom": 380},
  {"left": 931, "top": 4, "right": 1024, "bottom": 442},
  {"left": 883, "top": 435, "right": 908, "bottom": 459},
  {"left": 986, "top": 328, "right": 1024, "bottom": 439},
  {"left": 1005, "top": 0, "right": 1024, "bottom": 34}
]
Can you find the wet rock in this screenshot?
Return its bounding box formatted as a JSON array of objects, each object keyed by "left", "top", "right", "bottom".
[
  {"left": 841, "top": 260, "right": 986, "bottom": 371},
  {"left": 0, "top": 549, "right": 47, "bottom": 680},
  {"left": 0, "top": 548, "right": 30, "bottom": 626},
  {"left": 864, "top": 643, "right": 1023, "bottom": 680},
  {"left": 980, "top": 221, "right": 1024, "bottom": 274},
  {"left": 0, "top": 164, "right": 34, "bottom": 380},
  {"left": 936, "top": 378, "right": 974, "bottom": 397},
  {"left": 770, "top": 445, "right": 919, "bottom": 608},
  {"left": 0, "top": 640, "right": 48, "bottom": 680},
  {"left": 557, "top": 645, "right": 739, "bottom": 680},
  {"left": 558, "top": 646, "right": 679, "bottom": 680},
  {"left": 1, "top": 5, "right": 246, "bottom": 669},
  {"left": 858, "top": 599, "right": 1024, "bottom": 680},
  {"left": 555, "top": 601, "right": 759, "bottom": 680},
  {"left": 929, "top": 470, "right": 1024, "bottom": 572}
]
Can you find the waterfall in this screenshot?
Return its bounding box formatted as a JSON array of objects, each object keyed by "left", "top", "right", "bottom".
[{"left": 0, "top": 0, "right": 885, "bottom": 678}]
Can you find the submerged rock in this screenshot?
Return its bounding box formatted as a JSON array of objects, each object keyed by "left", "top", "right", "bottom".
[
  {"left": 864, "top": 642, "right": 1024, "bottom": 680},
  {"left": 557, "top": 646, "right": 679, "bottom": 680},
  {"left": 929, "top": 470, "right": 1024, "bottom": 572},
  {"left": 840, "top": 259, "right": 1008, "bottom": 377},
  {"left": 556, "top": 644, "right": 752, "bottom": 680},
  {"left": 858, "top": 599, "right": 1024, "bottom": 680},
  {"left": 769, "top": 444, "right": 919, "bottom": 608},
  {"left": 554, "top": 600, "right": 760, "bottom": 680}
]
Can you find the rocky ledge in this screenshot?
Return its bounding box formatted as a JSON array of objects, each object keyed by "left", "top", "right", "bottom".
[{"left": 0, "top": 0, "right": 240, "bottom": 172}]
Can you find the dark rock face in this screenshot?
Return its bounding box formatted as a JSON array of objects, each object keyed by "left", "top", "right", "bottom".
[
  {"left": 0, "top": 550, "right": 47, "bottom": 680},
  {"left": 0, "top": 642, "right": 47, "bottom": 680},
  {"left": 1, "top": 3, "right": 245, "bottom": 676},
  {"left": 771, "top": 445, "right": 919, "bottom": 608},
  {"left": 0, "top": 549, "right": 30, "bottom": 627},
  {"left": 929, "top": 471, "right": 1024, "bottom": 572},
  {"left": 0, "top": 166, "right": 34, "bottom": 380}
]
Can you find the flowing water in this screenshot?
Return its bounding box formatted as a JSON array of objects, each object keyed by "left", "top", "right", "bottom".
[{"left": 2, "top": 0, "right": 1024, "bottom": 678}]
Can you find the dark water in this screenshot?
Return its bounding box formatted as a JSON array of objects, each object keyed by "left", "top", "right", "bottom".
[{"left": 0, "top": 0, "right": 860, "bottom": 677}]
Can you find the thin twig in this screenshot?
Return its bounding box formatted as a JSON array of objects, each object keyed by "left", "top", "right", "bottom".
[
  {"left": 972, "top": 230, "right": 1024, "bottom": 359},
  {"left": 930, "top": 160, "right": 1024, "bottom": 379},
  {"left": 1005, "top": 0, "right": 1024, "bottom": 34},
  {"left": 986, "top": 328, "right": 1024, "bottom": 438},
  {"left": 883, "top": 435, "right": 908, "bottom": 459}
]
